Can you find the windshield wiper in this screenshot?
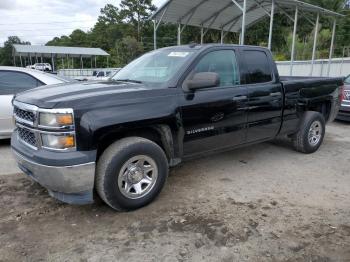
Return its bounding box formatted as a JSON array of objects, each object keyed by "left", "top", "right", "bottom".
[{"left": 115, "top": 79, "right": 143, "bottom": 84}]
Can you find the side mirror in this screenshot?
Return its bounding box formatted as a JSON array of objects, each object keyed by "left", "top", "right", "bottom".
[{"left": 186, "top": 72, "right": 220, "bottom": 90}]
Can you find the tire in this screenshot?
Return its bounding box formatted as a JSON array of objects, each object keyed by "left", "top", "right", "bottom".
[
  {"left": 96, "top": 137, "right": 168, "bottom": 211},
  {"left": 293, "top": 111, "right": 326, "bottom": 154}
]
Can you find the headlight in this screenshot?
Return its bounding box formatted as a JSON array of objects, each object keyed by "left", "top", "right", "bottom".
[
  {"left": 39, "top": 112, "right": 73, "bottom": 127},
  {"left": 41, "top": 133, "right": 75, "bottom": 150}
]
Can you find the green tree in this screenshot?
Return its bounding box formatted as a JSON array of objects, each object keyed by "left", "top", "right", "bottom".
[
  {"left": 120, "top": 0, "right": 156, "bottom": 41},
  {"left": 111, "top": 36, "right": 144, "bottom": 66},
  {"left": 46, "top": 30, "right": 89, "bottom": 47},
  {"left": 91, "top": 5, "right": 132, "bottom": 51},
  {"left": 97, "top": 4, "right": 122, "bottom": 24},
  {"left": 69, "top": 29, "right": 89, "bottom": 47},
  {"left": 46, "top": 35, "right": 71, "bottom": 46},
  {"left": 0, "top": 36, "right": 30, "bottom": 66}
]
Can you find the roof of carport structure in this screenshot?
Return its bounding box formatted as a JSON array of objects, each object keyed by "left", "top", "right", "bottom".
[
  {"left": 150, "top": 0, "right": 343, "bottom": 33},
  {"left": 13, "top": 44, "right": 109, "bottom": 58}
]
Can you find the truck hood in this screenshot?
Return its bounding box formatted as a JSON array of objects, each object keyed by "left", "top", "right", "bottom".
[{"left": 14, "top": 80, "right": 159, "bottom": 109}]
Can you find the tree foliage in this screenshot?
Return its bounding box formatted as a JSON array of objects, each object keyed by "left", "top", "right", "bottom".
[
  {"left": 0, "top": 36, "right": 30, "bottom": 66},
  {"left": 120, "top": 0, "right": 156, "bottom": 41}
]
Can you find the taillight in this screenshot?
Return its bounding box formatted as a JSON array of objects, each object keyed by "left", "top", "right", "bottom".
[{"left": 339, "top": 85, "right": 345, "bottom": 102}]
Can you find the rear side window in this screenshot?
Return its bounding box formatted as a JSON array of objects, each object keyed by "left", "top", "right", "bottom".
[
  {"left": 0, "top": 71, "right": 42, "bottom": 95},
  {"left": 193, "top": 50, "right": 240, "bottom": 86},
  {"left": 244, "top": 51, "right": 272, "bottom": 84}
]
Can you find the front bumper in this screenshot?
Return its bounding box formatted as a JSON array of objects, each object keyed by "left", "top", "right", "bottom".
[{"left": 12, "top": 132, "right": 96, "bottom": 205}]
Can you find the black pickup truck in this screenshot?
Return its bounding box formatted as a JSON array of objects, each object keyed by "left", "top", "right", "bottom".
[{"left": 11, "top": 44, "right": 344, "bottom": 211}]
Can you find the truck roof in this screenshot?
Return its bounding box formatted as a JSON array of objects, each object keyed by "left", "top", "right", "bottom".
[{"left": 158, "top": 43, "right": 270, "bottom": 52}]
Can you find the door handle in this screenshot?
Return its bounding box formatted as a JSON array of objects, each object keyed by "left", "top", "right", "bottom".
[
  {"left": 270, "top": 92, "right": 281, "bottom": 97},
  {"left": 232, "top": 95, "right": 247, "bottom": 101}
]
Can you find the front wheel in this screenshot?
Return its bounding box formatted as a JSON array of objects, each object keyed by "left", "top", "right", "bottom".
[
  {"left": 96, "top": 137, "right": 169, "bottom": 211},
  {"left": 293, "top": 111, "right": 326, "bottom": 154}
]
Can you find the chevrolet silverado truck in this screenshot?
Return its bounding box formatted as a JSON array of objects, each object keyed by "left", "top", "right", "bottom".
[{"left": 11, "top": 44, "right": 344, "bottom": 211}]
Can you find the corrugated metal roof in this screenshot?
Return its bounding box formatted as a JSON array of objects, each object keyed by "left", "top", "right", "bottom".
[
  {"left": 151, "top": 0, "right": 343, "bottom": 33},
  {"left": 13, "top": 44, "right": 109, "bottom": 57}
]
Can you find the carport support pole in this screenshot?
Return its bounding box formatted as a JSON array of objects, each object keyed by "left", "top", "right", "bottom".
[
  {"left": 80, "top": 56, "right": 83, "bottom": 69},
  {"left": 290, "top": 6, "right": 298, "bottom": 76},
  {"left": 220, "top": 29, "right": 224, "bottom": 44},
  {"left": 29, "top": 54, "right": 32, "bottom": 65},
  {"left": 310, "top": 13, "right": 319, "bottom": 76},
  {"left": 327, "top": 19, "right": 336, "bottom": 77},
  {"left": 95, "top": 56, "right": 97, "bottom": 68},
  {"left": 268, "top": 0, "right": 275, "bottom": 50},
  {"left": 340, "top": 46, "right": 345, "bottom": 75},
  {"left": 153, "top": 20, "right": 157, "bottom": 50},
  {"left": 177, "top": 23, "right": 181, "bottom": 45},
  {"left": 51, "top": 54, "right": 55, "bottom": 72},
  {"left": 20, "top": 55, "right": 23, "bottom": 67},
  {"left": 240, "top": 0, "right": 247, "bottom": 45},
  {"left": 200, "top": 27, "right": 204, "bottom": 44}
]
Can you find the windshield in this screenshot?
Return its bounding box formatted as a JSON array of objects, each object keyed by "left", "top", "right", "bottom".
[
  {"left": 112, "top": 49, "right": 195, "bottom": 87},
  {"left": 345, "top": 75, "right": 350, "bottom": 84}
]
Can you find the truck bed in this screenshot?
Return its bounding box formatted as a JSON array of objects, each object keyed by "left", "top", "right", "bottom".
[
  {"left": 280, "top": 75, "right": 344, "bottom": 98},
  {"left": 280, "top": 76, "right": 336, "bottom": 80},
  {"left": 278, "top": 75, "right": 343, "bottom": 136}
]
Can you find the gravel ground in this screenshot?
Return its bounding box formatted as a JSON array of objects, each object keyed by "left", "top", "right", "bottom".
[
  {"left": 0, "top": 121, "right": 349, "bottom": 262},
  {"left": 0, "top": 139, "right": 20, "bottom": 176}
]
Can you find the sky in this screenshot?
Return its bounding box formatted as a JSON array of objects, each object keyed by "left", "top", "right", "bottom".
[{"left": 0, "top": 0, "right": 166, "bottom": 47}]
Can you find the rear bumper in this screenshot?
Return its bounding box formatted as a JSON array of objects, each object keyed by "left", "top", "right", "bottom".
[
  {"left": 11, "top": 131, "right": 96, "bottom": 205},
  {"left": 336, "top": 103, "right": 350, "bottom": 121}
]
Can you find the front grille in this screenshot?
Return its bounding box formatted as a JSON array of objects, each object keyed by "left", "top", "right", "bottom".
[
  {"left": 14, "top": 106, "right": 35, "bottom": 123},
  {"left": 344, "top": 90, "right": 350, "bottom": 101},
  {"left": 17, "top": 126, "right": 37, "bottom": 148}
]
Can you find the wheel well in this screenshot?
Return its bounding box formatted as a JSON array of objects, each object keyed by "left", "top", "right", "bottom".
[
  {"left": 308, "top": 100, "right": 331, "bottom": 121},
  {"left": 96, "top": 127, "right": 167, "bottom": 161}
]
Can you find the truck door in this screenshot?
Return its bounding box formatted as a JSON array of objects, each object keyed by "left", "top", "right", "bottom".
[
  {"left": 180, "top": 49, "right": 248, "bottom": 157},
  {"left": 242, "top": 49, "right": 283, "bottom": 142}
]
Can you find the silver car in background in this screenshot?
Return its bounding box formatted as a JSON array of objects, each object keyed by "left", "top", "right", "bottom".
[
  {"left": 336, "top": 74, "right": 350, "bottom": 121},
  {"left": 0, "top": 67, "right": 70, "bottom": 139}
]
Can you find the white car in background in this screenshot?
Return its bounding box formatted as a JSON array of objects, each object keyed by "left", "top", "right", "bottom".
[
  {"left": 0, "top": 67, "right": 71, "bottom": 139},
  {"left": 26, "top": 63, "right": 52, "bottom": 71},
  {"left": 88, "top": 69, "right": 121, "bottom": 81}
]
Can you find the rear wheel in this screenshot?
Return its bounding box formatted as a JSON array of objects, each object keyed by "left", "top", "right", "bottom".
[
  {"left": 293, "top": 111, "right": 325, "bottom": 154},
  {"left": 96, "top": 137, "right": 168, "bottom": 211}
]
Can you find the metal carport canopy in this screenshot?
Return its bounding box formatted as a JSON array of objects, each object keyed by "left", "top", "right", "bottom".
[
  {"left": 13, "top": 44, "right": 109, "bottom": 58},
  {"left": 151, "top": 0, "right": 342, "bottom": 34},
  {"left": 12, "top": 45, "right": 110, "bottom": 71},
  {"left": 150, "top": 0, "right": 343, "bottom": 76}
]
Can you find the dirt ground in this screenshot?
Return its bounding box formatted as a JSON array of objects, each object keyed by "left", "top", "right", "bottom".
[{"left": 0, "top": 121, "right": 350, "bottom": 262}]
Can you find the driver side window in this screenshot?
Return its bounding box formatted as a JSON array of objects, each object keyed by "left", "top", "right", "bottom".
[{"left": 193, "top": 50, "right": 240, "bottom": 87}]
